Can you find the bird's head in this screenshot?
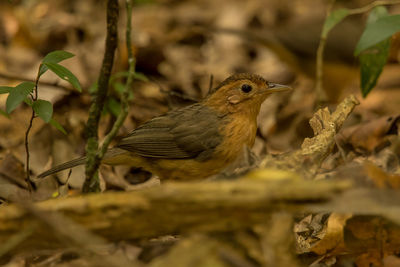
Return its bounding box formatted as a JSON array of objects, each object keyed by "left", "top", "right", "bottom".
[{"left": 205, "top": 73, "right": 291, "bottom": 116}]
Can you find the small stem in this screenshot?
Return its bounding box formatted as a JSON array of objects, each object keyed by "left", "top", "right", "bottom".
[
  {"left": 314, "top": 0, "right": 400, "bottom": 106},
  {"left": 208, "top": 74, "right": 214, "bottom": 93},
  {"left": 315, "top": 0, "right": 336, "bottom": 105},
  {"left": 24, "top": 68, "right": 41, "bottom": 191},
  {"left": 125, "top": 0, "right": 135, "bottom": 71},
  {"left": 83, "top": 0, "right": 119, "bottom": 193},
  {"left": 24, "top": 110, "right": 35, "bottom": 191},
  {"left": 348, "top": 0, "right": 400, "bottom": 15},
  {"left": 98, "top": 0, "right": 135, "bottom": 160}
]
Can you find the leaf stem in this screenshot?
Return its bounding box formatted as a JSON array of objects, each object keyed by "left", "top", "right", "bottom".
[
  {"left": 24, "top": 68, "right": 41, "bottom": 191},
  {"left": 315, "top": 0, "right": 336, "bottom": 105},
  {"left": 315, "top": 0, "right": 400, "bottom": 105}
]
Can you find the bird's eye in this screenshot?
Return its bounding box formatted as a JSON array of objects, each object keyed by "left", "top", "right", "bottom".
[{"left": 241, "top": 84, "right": 252, "bottom": 93}]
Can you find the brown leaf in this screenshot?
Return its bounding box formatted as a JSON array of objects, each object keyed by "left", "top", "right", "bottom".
[
  {"left": 364, "top": 162, "right": 400, "bottom": 189},
  {"left": 337, "top": 115, "right": 400, "bottom": 154},
  {"left": 309, "top": 213, "right": 352, "bottom": 255}
]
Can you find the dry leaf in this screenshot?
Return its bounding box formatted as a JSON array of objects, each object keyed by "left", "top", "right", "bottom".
[
  {"left": 364, "top": 162, "right": 400, "bottom": 189},
  {"left": 309, "top": 213, "right": 352, "bottom": 255},
  {"left": 337, "top": 115, "right": 400, "bottom": 154}
]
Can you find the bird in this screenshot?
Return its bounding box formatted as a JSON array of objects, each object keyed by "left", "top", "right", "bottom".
[{"left": 38, "top": 73, "right": 291, "bottom": 180}]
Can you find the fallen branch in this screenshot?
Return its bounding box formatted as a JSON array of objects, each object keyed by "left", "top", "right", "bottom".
[
  {"left": 0, "top": 179, "right": 349, "bottom": 254},
  {"left": 261, "top": 95, "right": 359, "bottom": 177}
]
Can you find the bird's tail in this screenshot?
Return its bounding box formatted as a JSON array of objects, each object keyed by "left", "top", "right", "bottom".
[
  {"left": 37, "top": 148, "right": 129, "bottom": 178},
  {"left": 37, "top": 156, "right": 86, "bottom": 178}
]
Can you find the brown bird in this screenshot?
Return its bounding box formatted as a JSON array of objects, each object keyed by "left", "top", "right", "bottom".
[{"left": 38, "top": 73, "right": 291, "bottom": 180}]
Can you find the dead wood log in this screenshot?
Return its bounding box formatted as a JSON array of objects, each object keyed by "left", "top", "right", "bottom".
[{"left": 0, "top": 179, "right": 349, "bottom": 254}]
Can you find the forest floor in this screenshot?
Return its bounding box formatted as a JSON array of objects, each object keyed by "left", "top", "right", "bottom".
[{"left": 0, "top": 0, "right": 400, "bottom": 266}]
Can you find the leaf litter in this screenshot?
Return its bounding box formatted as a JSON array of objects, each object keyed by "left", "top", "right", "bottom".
[{"left": 0, "top": 0, "right": 399, "bottom": 266}]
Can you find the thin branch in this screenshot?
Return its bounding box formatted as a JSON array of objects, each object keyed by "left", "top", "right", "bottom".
[
  {"left": 24, "top": 69, "right": 41, "bottom": 191},
  {"left": 208, "top": 74, "right": 214, "bottom": 93},
  {"left": 125, "top": 0, "right": 135, "bottom": 71},
  {"left": 24, "top": 110, "right": 35, "bottom": 191},
  {"left": 83, "top": 0, "right": 119, "bottom": 193},
  {"left": 98, "top": 0, "right": 135, "bottom": 160},
  {"left": 348, "top": 0, "right": 400, "bottom": 15},
  {"left": 0, "top": 72, "right": 73, "bottom": 91},
  {"left": 84, "top": 0, "right": 135, "bottom": 190}
]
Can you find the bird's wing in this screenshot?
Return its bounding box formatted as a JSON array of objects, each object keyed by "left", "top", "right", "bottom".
[{"left": 117, "top": 104, "right": 224, "bottom": 160}]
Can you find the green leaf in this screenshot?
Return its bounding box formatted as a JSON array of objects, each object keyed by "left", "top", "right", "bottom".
[
  {"left": 365, "top": 5, "right": 388, "bottom": 24},
  {"left": 0, "top": 86, "right": 13, "bottom": 94},
  {"left": 110, "top": 71, "right": 129, "bottom": 84},
  {"left": 44, "top": 62, "right": 82, "bottom": 92},
  {"left": 6, "top": 82, "right": 34, "bottom": 113},
  {"left": 39, "top": 50, "right": 75, "bottom": 76},
  {"left": 0, "top": 109, "right": 10, "bottom": 118},
  {"left": 355, "top": 14, "right": 400, "bottom": 55},
  {"left": 32, "top": 99, "right": 53, "bottom": 122},
  {"left": 110, "top": 71, "right": 148, "bottom": 84},
  {"left": 49, "top": 118, "right": 67, "bottom": 135},
  {"left": 89, "top": 82, "right": 98, "bottom": 94},
  {"left": 133, "top": 72, "right": 149, "bottom": 82},
  {"left": 113, "top": 82, "right": 125, "bottom": 95},
  {"left": 322, "top": 8, "right": 350, "bottom": 36},
  {"left": 358, "top": 6, "right": 391, "bottom": 97},
  {"left": 24, "top": 98, "right": 33, "bottom": 106},
  {"left": 360, "top": 39, "right": 390, "bottom": 97},
  {"left": 113, "top": 82, "right": 134, "bottom": 100},
  {"left": 107, "top": 97, "right": 122, "bottom": 117}
]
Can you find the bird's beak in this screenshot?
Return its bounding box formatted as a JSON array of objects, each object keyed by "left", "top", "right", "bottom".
[{"left": 266, "top": 82, "right": 292, "bottom": 92}]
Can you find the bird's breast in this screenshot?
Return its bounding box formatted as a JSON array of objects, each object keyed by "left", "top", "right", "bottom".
[{"left": 214, "top": 115, "right": 257, "bottom": 163}]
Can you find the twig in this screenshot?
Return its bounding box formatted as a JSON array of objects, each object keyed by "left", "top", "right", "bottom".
[
  {"left": 208, "top": 74, "right": 214, "bottom": 93},
  {"left": 347, "top": 0, "right": 400, "bottom": 15},
  {"left": 24, "top": 70, "right": 41, "bottom": 191},
  {"left": 97, "top": 0, "right": 135, "bottom": 161},
  {"left": 83, "top": 0, "right": 119, "bottom": 193},
  {"left": 24, "top": 110, "right": 35, "bottom": 190},
  {"left": 0, "top": 72, "right": 73, "bottom": 91}
]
